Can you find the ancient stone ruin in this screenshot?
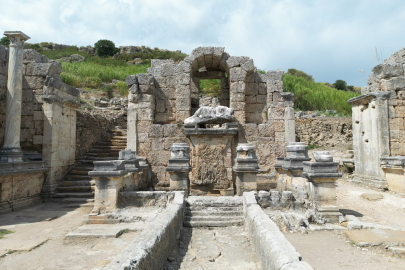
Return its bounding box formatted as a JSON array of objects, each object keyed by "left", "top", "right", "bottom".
[{"left": 1, "top": 31, "right": 405, "bottom": 269}]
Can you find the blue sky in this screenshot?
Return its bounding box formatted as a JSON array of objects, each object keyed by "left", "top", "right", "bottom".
[{"left": 1, "top": 0, "right": 405, "bottom": 86}]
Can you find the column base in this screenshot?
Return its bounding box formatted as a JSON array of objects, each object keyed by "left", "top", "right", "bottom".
[
  {"left": 316, "top": 206, "right": 342, "bottom": 224},
  {"left": 0, "top": 147, "right": 23, "bottom": 163}
]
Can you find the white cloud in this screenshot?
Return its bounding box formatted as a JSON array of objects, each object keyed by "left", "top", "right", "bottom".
[{"left": 1, "top": 0, "right": 405, "bottom": 86}]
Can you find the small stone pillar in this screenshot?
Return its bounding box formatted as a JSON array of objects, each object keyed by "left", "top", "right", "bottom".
[
  {"left": 88, "top": 149, "right": 139, "bottom": 223},
  {"left": 166, "top": 143, "right": 192, "bottom": 195},
  {"left": 233, "top": 143, "right": 260, "bottom": 195},
  {"left": 303, "top": 151, "right": 342, "bottom": 223},
  {"left": 0, "top": 31, "right": 30, "bottom": 163}
]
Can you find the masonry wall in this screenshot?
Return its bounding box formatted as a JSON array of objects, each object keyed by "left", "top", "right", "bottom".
[{"left": 295, "top": 117, "right": 353, "bottom": 148}]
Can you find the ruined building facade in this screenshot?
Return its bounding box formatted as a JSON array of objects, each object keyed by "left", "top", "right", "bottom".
[{"left": 126, "top": 47, "right": 295, "bottom": 194}]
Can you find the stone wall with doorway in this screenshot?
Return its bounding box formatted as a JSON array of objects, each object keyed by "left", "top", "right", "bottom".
[{"left": 126, "top": 47, "right": 294, "bottom": 193}]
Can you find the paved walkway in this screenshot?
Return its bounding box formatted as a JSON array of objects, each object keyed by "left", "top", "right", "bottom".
[{"left": 163, "top": 227, "right": 261, "bottom": 270}]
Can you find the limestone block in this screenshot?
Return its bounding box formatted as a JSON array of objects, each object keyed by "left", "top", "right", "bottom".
[
  {"left": 245, "top": 104, "right": 265, "bottom": 113},
  {"left": 138, "top": 108, "right": 154, "bottom": 121},
  {"left": 151, "top": 165, "right": 170, "bottom": 184},
  {"left": 246, "top": 83, "right": 258, "bottom": 96},
  {"left": 267, "top": 79, "right": 283, "bottom": 93},
  {"left": 156, "top": 100, "right": 166, "bottom": 113},
  {"left": 372, "top": 64, "right": 404, "bottom": 79},
  {"left": 234, "top": 111, "right": 246, "bottom": 124},
  {"left": 226, "top": 56, "right": 240, "bottom": 68},
  {"left": 137, "top": 73, "right": 154, "bottom": 85},
  {"left": 0, "top": 74, "right": 7, "bottom": 88},
  {"left": 0, "top": 61, "right": 7, "bottom": 74},
  {"left": 22, "top": 76, "right": 45, "bottom": 90},
  {"left": 176, "top": 111, "right": 190, "bottom": 123},
  {"left": 23, "top": 49, "right": 47, "bottom": 64},
  {"left": 125, "top": 74, "right": 138, "bottom": 87},
  {"left": 386, "top": 77, "right": 405, "bottom": 91},
  {"left": 230, "top": 81, "right": 246, "bottom": 93},
  {"left": 138, "top": 133, "right": 149, "bottom": 143},
  {"left": 269, "top": 120, "right": 285, "bottom": 132},
  {"left": 389, "top": 106, "right": 396, "bottom": 118},
  {"left": 139, "top": 85, "right": 154, "bottom": 94},
  {"left": 175, "top": 85, "right": 191, "bottom": 97},
  {"left": 178, "top": 61, "right": 191, "bottom": 73},
  {"left": 246, "top": 113, "right": 266, "bottom": 124},
  {"left": 245, "top": 72, "right": 255, "bottom": 83},
  {"left": 230, "top": 67, "right": 247, "bottom": 82},
  {"left": 164, "top": 124, "right": 184, "bottom": 137},
  {"left": 176, "top": 97, "right": 191, "bottom": 111},
  {"left": 241, "top": 59, "right": 254, "bottom": 73},
  {"left": 22, "top": 89, "right": 33, "bottom": 102},
  {"left": 241, "top": 124, "right": 259, "bottom": 141},
  {"left": 175, "top": 73, "right": 191, "bottom": 86},
  {"left": 25, "top": 62, "right": 59, "bottom": 77},
  {"left": 258, "top": 124, "right": 275, "bottom": 137},
  {"left": 230, "top": 93, "right": 245, "bottom": 102},
  {"left": 258, "top": 83, "right": 267, "bottom": 95},
  {"left": 246, "top": 95, "right": 257, "bottom": 104},
  {"left": 266, "top": 70, "right": 284, "bottom": 81},
  {"left": 150, "top": 124, "right": 164, "bottom": 138},
  {"left": 268, "top": 107, "right": 284, "bottom": 120},
  {"left": 230, "top": 102, "right": 245, "bottom": 111},
  {"left": 257, "top": 95, "right": 266, "bottom": 104}
]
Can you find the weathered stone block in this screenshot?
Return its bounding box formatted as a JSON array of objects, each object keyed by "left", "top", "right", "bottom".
[
  {"left": 176, "top": 111, "right": 190, "bottom": 123},
  {"left": 266, "top": 70, "right": 284, "bottom": 81},
  {"left": 230, "top": 67, "right": 247, "bottom": 82},
  {"left": 176, "top": 97, "right": 191, "bottom": 111},
  {"left": 246, "top": 104, "right": 265, "bottom": 113},
  {"left": 234, "top": 111, "right": 246, "bottom": 124},
  {"left": 258, "top": 124, "right": 275, "bottom": 137},
  {"left": 230, "top": 81, "right": 246, "bottom": 93},
  {"left": 246, "top": 95, "right": 257, "bottom": 104},
  {"left": 164, "top": 124, "right": 184, "bottom": 137},
  {"left": 125, "top": 74, "right": 138, "bottom": 87},
  {"left": 230, "top": 93, "right": 245, "bottom": 102},
  {"left": 25, "top": 63, "right": 59, "bottom": 77},
  {"left": 230, "top": 102, "right": 245, "bottom": 111},
  {"left": 258, "top": 83, "right": 267, "bottom": 95},
  {"left": 137, "top": 73, "right": 154, "bottom": 85},
  {"left": 176, "top": 73, "right": 191, "bottom": 86},
  {"left": 226, "top": 56, "right": 240, "bottom": 68},
  {"left": 139, "top": 84, "right": 154, "bottom": 94},
  {"left": 150, "top": 124, "right": 164, "bottom": 138},
  {"left": 269, "top": 120, "right": 284, "bottom": 132},
  {"left": 241, "top": 59, "right": 254, "bottom": 73},
  {"left": 246, "top": 83, "right": 258, "bottom": 96},
  {"left": 23, "top": 76, "right": 45, "bottom": 90}
]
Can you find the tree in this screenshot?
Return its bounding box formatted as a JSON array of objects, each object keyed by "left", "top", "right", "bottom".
[
  {"left": 94, "top": 39, "right": 118, "bottom": 57},
  {"left": 0, "top": 37, "right": 10, "bottom": 47},
  {"left": 334, "top": 80, "right": 347, "bottom": 90}
]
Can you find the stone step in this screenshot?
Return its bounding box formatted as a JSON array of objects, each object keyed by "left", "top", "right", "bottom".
[
  {"left": 188, "top": 206, "right": 243, "bottom": 212},
  {"left": 90, "top": 146, "right": 125, "bottom": 150},
  {"left": 59, "top": 180, "right": 94, "bottom": 187},
  {"left": 59, "top": 198, "right": 94, "bottom": 204},
  {"left": 184, "top": 215, "right": 243, "bottom": 222},
  {"left": 97, "top": 142, "right": 127, "bottom": 146},
  {"left": 186, "top": 196, "right": 243, "bottom": 208},
  {"left": 83, "top": 156, "right": 119, "bottom": 161},
  {"left": 53, "top": 192, "right": 94, "bottom": 198},
  {"left": 70, "top": 169, "right": 93, "bottom": 175},
  {"left": 87, "top": 148, "right": 121, "bottom": 153},
  {"left": 57, "top": 186, "right": 94, "bottom": 192},
  {"left": 66, "top": 175, "right": 92, "bottom": 181},
  {"left": 183, "top": 219, "right": 244, "bottom": 228},
  {"left": 185, "top": 210, "right": 243, "bottom": 217},
  {"left": 63, "top": 202, "right": 94, "bottom": 208},
  {"left": 109, "top": 136, "right": 127, "bottom": 140},
  {"left": 71, "top": 167, "right": 94, "bottom": 171}
]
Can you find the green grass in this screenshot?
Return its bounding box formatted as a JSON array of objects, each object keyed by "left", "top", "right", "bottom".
[
  {"left": 0, "top": 229, "right": 13, "bottom": 239},
  {"left": 282, "top": 74, "right": 360, "bottom": 116}
]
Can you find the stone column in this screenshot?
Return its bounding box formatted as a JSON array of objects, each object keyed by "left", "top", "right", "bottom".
[
  {"left": 233, "top": 143, "right": 260, "bottom": 195},
  {"left": 303, "top": 151, "right": 342, "bottom": 223},
  {"left": 0, "top": 31, "right": 30, "bottom": 163},
  {"left": 166, "top": 143, "right": 192, "bottom": 195}
]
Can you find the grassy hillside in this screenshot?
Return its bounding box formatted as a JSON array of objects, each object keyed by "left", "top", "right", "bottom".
[{"left": 282, "top": 74, "right": 360, "bottom": 116}]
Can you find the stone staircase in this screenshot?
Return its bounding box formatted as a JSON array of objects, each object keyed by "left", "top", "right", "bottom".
[
  {"left": 183, "top": 196, "right": 244, "bottom": 227},
  {"left": 54, "top": 128, "right": 127, "bottom": 208}
]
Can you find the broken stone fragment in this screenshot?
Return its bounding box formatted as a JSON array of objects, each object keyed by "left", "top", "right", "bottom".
[{"left": 312, "top": 151, "right": 333, "bottom": 162}]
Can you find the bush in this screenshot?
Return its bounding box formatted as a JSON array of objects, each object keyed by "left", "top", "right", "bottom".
[
  {"left": 94, "top": 39, "right": 118, "bottom": 57},
  {"left": 334, "top": 80, "right": 347, "bottom": 90},
  {"left": 286, "top": 68, "right": 314, "bottom": 82},
  {"left": 116, "top": 81, "right": 128, "bottom": 95},
  {"left": 40, "top": 42, "right": 53, "bottom": 49},
  {"left": 104, "top": 84, "right": 114, "bottom": 99},
  {"left": 0, "top": 37, "right": 10, "bottom": 47}
]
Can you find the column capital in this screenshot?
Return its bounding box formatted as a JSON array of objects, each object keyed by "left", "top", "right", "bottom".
[{"left": 4, "top": 31, "right": 30, "bottom": 48}]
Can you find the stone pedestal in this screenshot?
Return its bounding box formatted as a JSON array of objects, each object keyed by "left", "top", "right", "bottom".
[
  {"left": 0, "top": 31, "right": 29, "bottom": 163},
  {"left": 381, "top": 156, "right": 405, "bottom": 194},
  {"left": 233, "top": 143, "right": 260, "bottom": 195},
  {"left": 166, "top": 143, "right": 192, "bottom": 195},
  {"left": 88, "top": 150, "right": 140, "bottom": 223},
  {"left": 303, "top": 151, "right": 342, "bottom": 223}
]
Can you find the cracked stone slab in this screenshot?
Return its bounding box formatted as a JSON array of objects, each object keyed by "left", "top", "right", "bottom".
[{"left": 345, "top": 229, "right": 405, "bottom": 247}]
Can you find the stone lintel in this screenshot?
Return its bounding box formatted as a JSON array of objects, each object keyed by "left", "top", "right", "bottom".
[
  {"left": 347, "top": 91, "right": 391, "bottom": 105},
  {"left": 303, "top": 173, "right": 342, "bottom": 180},
  {"left": 4, "top": 31, "right": 30, "bottom": 41}
]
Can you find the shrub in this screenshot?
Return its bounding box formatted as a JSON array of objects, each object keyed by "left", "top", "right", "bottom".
[
  {"left": 334, "top": 80, "right": 347, "bottom": 90},
  {"left": 94, "top": 39, "right": 118, "bottom": 57},
  {"left": 0, "top": 37, "right": 10, "bottom": 47},
  {"left": 40, "top": 42, "right": 53, "bottom": 49},
  {"left": 286, "top": 68, "right": 314, "bottom": 82},
  {"left": 116, "top": 81, "right": 128, "bottom": 95},
  {"left": 104, "top": 84, "right": 114, "bottom": 99},
  {"left": 258, "top": 69, "right": 266, "bottom": 74}
]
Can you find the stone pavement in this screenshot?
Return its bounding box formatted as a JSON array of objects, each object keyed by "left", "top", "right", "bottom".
[{"left": 163, "top": 227, "right": 261, "bottom": 270}]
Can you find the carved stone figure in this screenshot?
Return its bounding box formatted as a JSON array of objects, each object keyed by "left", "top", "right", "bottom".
[{"left": 184, "top": 105, "right": 234, "bottom": 124}]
